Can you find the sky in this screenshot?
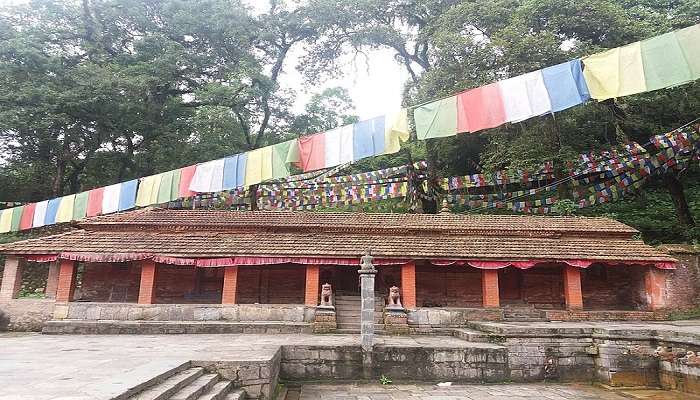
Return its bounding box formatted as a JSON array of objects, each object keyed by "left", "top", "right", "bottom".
[{"left": 282, "top": 46, "right": 409, "bottom": 120}]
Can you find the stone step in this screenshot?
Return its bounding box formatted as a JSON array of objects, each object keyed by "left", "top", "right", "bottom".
[
  {"left": 335, "top": 328, "right": 387, "bottom": 335},
  {"left": 336, "top": 316, "right": 384, "bottom": 323},
  {"left": 131, "top": 367, "right": 205, "bottom": 400},
  {"left": 223, "top": 389, "right": 246, "bottom": 400},
  {"left": 197, "top": 380, "right": 233, "bottom": 400},
  {"left": 171, "top": 374, "right": 219, "bottom": 400},
  {"left": 43, "top": 320, "right": 312, "bottom": 335}
]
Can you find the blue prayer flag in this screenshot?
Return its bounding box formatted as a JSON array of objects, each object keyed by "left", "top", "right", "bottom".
[
  {"left": 222, "top": 153, "right": 247, "bottom": 190},
  {"left": 44, "top": 198, "right": 61, "bottom": 225},
  {"left": 352, "top": 116, "right": 386, "bottom": 161},
  {"left": 542, "top": 59, "right": 591, "bottom": 112},
  {"left": 118, "top": 179, "right": 138, "bottom": 211}
]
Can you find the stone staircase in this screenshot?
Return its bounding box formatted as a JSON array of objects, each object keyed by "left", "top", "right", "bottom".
[
  {"left": 502, "top": 304, "right": 546, "bottom": 321},
  {"left": 125, "top": 366, "right": 245, "bottom": 400},
  {"left": 334, "top": 294, "right": 385, "bottom": 334}
]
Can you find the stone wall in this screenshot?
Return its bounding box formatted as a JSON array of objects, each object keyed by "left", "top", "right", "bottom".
[
  {"left": 193, "top": 348, "right": 281, "bottom": 400},
  {"left": 407, "top": 307, "right": 503, "bottom": 331},
  {"left": 53, "top": 302, "right": 314, "bottom": 322},
  {"left": 0, "top": 298, "right": 55, "bottom": 331}
]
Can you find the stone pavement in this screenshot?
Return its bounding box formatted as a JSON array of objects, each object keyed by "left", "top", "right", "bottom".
[
  {"left": 291, "top": 383, "right": 694, "bottom": 400},
  {"left": 0, "top": 332, "right": 492, "bottom": 400}
]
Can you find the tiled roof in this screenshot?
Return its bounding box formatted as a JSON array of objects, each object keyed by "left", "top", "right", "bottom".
[
  {"left": 0, "top": 209, "right": 675, "bottom": 263},
  {"left": 0, "top": 229, "right": 674, "bottom": 262},
  {"left": 82, "top": 208, "right": 638, "bottom": 237}
]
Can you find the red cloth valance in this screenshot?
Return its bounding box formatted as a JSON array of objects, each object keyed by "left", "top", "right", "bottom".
[{"left": 22, "top": 253, "right": 676, "bottom": 270}]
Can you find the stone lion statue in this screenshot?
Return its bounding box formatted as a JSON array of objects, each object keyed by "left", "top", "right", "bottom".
[
  {"left": 388, "top": 286, "right": 402, "bottom": 307},
  {"left": 320, "top": 283, "right": 333, "bottom": 307}
]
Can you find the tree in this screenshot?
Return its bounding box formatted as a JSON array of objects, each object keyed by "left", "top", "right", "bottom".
[{"left": 304, "top": 0, "right": 700, "bottom": 227}]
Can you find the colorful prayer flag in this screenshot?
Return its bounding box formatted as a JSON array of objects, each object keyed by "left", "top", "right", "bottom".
[
  {"left": 298, "top": 133, "right": 326, "bottom": 172},
  {"left": 353, "top": 116, "right": 385, "bottom": 161},
  {"left": 86, "top": 187, "right": 104, "bottom": 217},
  {"left": 541, "top": 59, "right": 590, "bottom": 112},
  {"left": 118, "top": 180, "right": 138, "bottom": 211},
  {"left": 189, "top": 159, "right": 225, "bottom": 193},
  {"left": 414, "top": 96, "right": 458, "bottom": 140},
  {"left": 44, "top": 198, "right": 61, "bottom": 225},
  {"left": 32, "top": 200, "right": 48, "bottom": 228},
  {"left": 102, "top": 183, "right": 122, "bottom": 214},
  {"left": 0, "top": 208, "right": 12, "bottom": 233},
  {"left": 324, "top": 125, "right": 354, "bottom": 167},
  {"left": 178, "top": 166, "right": 197, "bottom": 198},
  {"left": 73, "top": 192, "right": 89, "bottom": 220},
  {"left": 223, "top": 153, "right": 247, "bottom": 190},
  {"left": 457, "top": 83, "right": 507, "bottom": 132},
  {"left": 136, "top": 174, "right": 163, "bottom": 207},
  {"left": 675, "top": 24, "right": 700, "bottom": 79},
  {"left": 583, "top": 42, "right": 646, "bottom": 100},
  {"left": 19, "top": 203, "right": 35, "bottom": 231},
  {"left": 384, "top": 109, "right": 409, "bottom": 154},
  {"left": 55, "top": 194, "right": 75, "bottom": 223},
  {"left": 641, "top": 31, "right": 693, "bottom": 91},
  {"left": 498, "top": 70, "right": 552, "bottom": 122}
]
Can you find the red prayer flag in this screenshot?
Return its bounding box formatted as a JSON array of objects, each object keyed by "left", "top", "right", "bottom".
[
  {"left": 86, "top": 187, "right": 104, "bottom": 217},
  {"left": 456, "top": 83, "right": 507, "bottom": 133},
  {"left": 19, "top": 203, "right": 36, "bottom": 230},
  {"left": 178, "top": 165, "right": 197, "bottom": 198},
  {"left": 298, "top": 133, "right": 326, "bottom": 172}
]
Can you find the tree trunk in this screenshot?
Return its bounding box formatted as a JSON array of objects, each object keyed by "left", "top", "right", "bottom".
[{"left": 663, "top": 173, "right": 695, "bottom": 226}]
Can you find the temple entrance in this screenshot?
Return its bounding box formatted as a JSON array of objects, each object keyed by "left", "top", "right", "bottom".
[{"left": 320, "top": 266, "right": 360, "bottom": 295}]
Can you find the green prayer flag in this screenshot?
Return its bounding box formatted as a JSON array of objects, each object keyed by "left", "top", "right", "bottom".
[
  {"left": 675, "top": 24, "right": 700, "bottom": 80},
  {"left": 157, "top": 170, "right": 176, "bottom": 204},
  {"left": 272, "top": 140, "right": 295, "bottom": 179},
  {"left": 414, "top": 96, "right": 458, "bottom": 140},
  {"left": 642, "top": 31, "right": 692, "bottom": 91},
  {"left": 170, "top": 169, "right": 182, "bottom": 200},
  {"left": 73, "top": 191, "right": 89, "bottom": 220},
  {"left": 10, "top": 206, "right": 23, "bottom": 232}
]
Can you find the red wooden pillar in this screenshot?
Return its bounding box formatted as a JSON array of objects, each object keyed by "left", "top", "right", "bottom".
[
  {"left": 45, "top": 261, "right": 60, "bottom": 299},
  {"left": 482, "top": 270, "right": 500, "bottom": 308},
  {"left": 0, "top": 256, "right": 23, "bottom": 300},
  {"left": 222, "top": 266, "right": 239, "bottom": 304},
  {"left": 644, "top": 267, "right": 667, "bottom": 311},
  {"left": 55, "top": 259, "right": 77, "bottom": 303},
  {"left": 401, "top": 262, "right": 417, "bottom": 308},
  {"left": 137, "top": 260, "right": 157, "bottom": 304},
  {"left": 563, "top": 265, "right": 584, "bottom": 310},
  {"left": 305, "top": 264, "right": 320, "bottom": 306}
]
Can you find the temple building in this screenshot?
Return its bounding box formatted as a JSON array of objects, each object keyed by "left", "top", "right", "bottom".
[{"left": 0, "top": 208, "right": 691, "bottom": 333}]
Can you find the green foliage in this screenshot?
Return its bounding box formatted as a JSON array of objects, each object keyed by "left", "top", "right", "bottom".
[
  {"left": 552, "top": 199, "right": 577, "bottom": 216},
  {"left": 379, "top": 374, "right": 392, "bottom": 385}
]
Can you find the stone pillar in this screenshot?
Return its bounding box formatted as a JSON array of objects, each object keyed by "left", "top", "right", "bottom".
[
  {"left": 222, "top": 266, "right": 239, "bottom": 304},
  {"left": 137, "top": 260, "right": 157, "bottom": 305},
  {"left": 400, "top": 262, "right": 416, "bottom": 309},
  {"left": 563, "top": 265, "right": 584, "bottom": 310},
  {"left": 359, "top": 253, "right": 377, "bottom": 379},
  {"left": 482, "top": 270, "right": 500, "bottom": 308},
  {"left": 55, "top": 259, "right": 77, "bottom": 303},
  {"left": 0, "top": 256, "right": 24, "bottom": 300},
  {"left": 304, "top": 264, "right": 320, "bottom": 306},
  {"left": 45, "top": 261, "right": 60, "bottom": 299},
  {"left": 644, "top": 267, "right": 667, "bottom": 311}
]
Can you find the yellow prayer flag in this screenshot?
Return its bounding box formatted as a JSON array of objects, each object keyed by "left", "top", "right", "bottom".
[
  {"left": 583, "top": 42, "right": 646, "bottom": 100},
  {"left": 245, "top": 148, "right": 263, "bottom": 186},
  {"left": 0, "top": 208, "right": 12, "bottom": 233},
  {"left": 261, "top": 145, "right": 273, "bottom": 182},
  {"left": 55, "top": 194, "right": 76, "bottom": 223},
  {"left": 384, "top": 109, "right": 410, "bottom": 155},
  {"left": 135, "top": 174, "right": 163, "bottom": 207}
]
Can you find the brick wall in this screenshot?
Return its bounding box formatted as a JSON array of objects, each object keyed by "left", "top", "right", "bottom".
[
  {"left": 237, "top": 265, "right": 305, "bottom": 304},
  {"left": 497, "top": 265, "right": 565, "bottom": 308},
  {"left": 659, "top": 245, "right": 700, "bottom": 310},
  {"left": 416, "top": 265, "right": 482, "bottom": 307},
  {"left": 154, "top": 265, "right": 223, "bottom": 304},
  {"left": 581, "top": 265, "right": 646, "bottom": 310},
  {"left": 79, "top": 263, "right": 141, "bottom": 302}
]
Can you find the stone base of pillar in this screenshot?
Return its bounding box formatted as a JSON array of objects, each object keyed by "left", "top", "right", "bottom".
[
  {"left": 313, "top": 307, "right": 337, "bottom": 333},
  {"left": 384, "top": 308, "right": 409, "bottom": 335}
]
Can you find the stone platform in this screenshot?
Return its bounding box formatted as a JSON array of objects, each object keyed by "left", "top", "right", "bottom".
[{"left": 42, "top": 319, "right": 312, "bottom": 334}]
